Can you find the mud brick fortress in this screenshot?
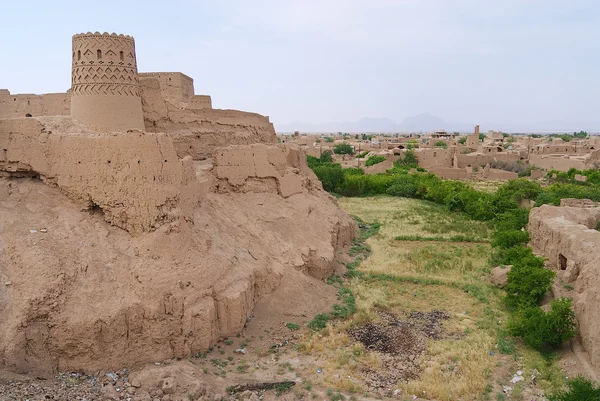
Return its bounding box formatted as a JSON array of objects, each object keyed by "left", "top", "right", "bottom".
[
  {"left": 0, "top": 32, "right": 355, "bottom": 376},
  {"left": 1, "top": 32, "right": 213, "bottom": 130}
]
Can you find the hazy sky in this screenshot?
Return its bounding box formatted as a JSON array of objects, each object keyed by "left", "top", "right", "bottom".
[{"left": 1, "top": 0, "right": 599, "bottom": 129}]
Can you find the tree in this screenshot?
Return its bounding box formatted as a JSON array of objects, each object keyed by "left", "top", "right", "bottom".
[
  {"left": 458, "top": 137, "right": 467, "bottom": 145},
  {"left": 434, "top": 141, "right": 448, "bottom": 148},
  {"left": 479, "top": 133, "right": 487, "bottom": 141},
  {"left": 320, "top": 150, "right": 333, "bottom": 163},
  {"left": 334, "top": 143, "right": 354, "bottom": 155},
  {"left": 395, "top": 150, "right": 418, "bottom": 167}
]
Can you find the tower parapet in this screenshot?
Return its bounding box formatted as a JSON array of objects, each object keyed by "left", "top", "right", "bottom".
[{"left": 70, "top": 32, "right": 144, "bottom": 131}]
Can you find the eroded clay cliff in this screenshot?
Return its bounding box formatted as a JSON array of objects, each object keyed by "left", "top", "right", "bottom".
[{"left": 0, "top": 116, "right": 355, "bottom": 375}]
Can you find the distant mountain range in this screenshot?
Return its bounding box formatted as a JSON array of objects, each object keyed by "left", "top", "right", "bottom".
[
  {"left": 274, "top": 113, "right": 600, "bottom": 134},
  {"left": 275, "top": 113, "right": 473, "bottom": 133}
]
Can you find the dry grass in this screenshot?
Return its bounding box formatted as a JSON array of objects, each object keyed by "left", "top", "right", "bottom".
[
  {"left": 296, "top": 196, "right": 565, "bottom": 400},
  {"left": 295, "top": 197, "right": 507, "bottom": 400},
  {"left": 339, "top": 197, "right": 492, "bottom": 283}
]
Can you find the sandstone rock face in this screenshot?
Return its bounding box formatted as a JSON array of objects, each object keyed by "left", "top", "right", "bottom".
[
  {"left": 491, "top": 265, "right": 511, "bottom": 288},
  {"left": 528, "top": 204, "right": 600, "bottom": 366},
  {"left": 0, "top": 117, "right": 355, "bottom": 375}
]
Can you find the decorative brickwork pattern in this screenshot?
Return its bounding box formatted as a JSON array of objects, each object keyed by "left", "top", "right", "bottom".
[
  {"left": 70, "top": 32, "right": 145, "bottom": 131},
  {"left": 71, "top": 32, "right": 140, "bottom": 97}
]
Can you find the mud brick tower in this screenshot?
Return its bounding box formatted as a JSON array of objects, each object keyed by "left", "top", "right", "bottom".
[{"left": 70, "top": 32, "right": 144, "bottom": 131}]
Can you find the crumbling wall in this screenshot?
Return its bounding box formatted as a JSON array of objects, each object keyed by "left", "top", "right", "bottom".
[
  {"left": 414, "top": 148, "right": 455, "bottom": 169},
  {"left": 529, "top": 154, "right": 587, "bottom": 171},
  {"left": 0, "top": 91, "right": 70, "bottom": 119},
  {"left": 139, "top": 72, "right": 195, "bottom": 104},
  {"left": 0, "top": 117, "right": 199, "bottom": 234},
  {"left": 140, "top": 78, "right": 276, "bottom": 160},
  {"left": 529, "top": 205, "right": 600, "bottom": 366},
  {"left": 0, "top": 132, "right": 356, "bottom": 375},
  {"left": 456, "top": 152, "right": 521, "bottom": 168}
]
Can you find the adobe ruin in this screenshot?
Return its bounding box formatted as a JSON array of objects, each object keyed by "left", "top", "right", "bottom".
[
  {"left": 529, "top": 200, "right": 600, "bottom": 367},
  {"left": 0, "top": 32, "right": 355, "bottom": 375}
]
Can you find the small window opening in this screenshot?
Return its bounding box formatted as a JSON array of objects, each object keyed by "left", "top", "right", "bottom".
[
  {"left": 78, "top": 50, "right": 81, "bottom": 61},
  {"left": 97, "top": 49, "right": 102, "bottom": 60},
  {"left": 25, "top": 113, "right": 32, "bottom": 118},
  {"left": 433, "top": 152, "right": 437, "bottom": 157},
  {"left": 119, "top": 51, "right": 124, "bottom": 61},
  {"left": 559, "top": 254, "right": 567, "bottom": 271}
]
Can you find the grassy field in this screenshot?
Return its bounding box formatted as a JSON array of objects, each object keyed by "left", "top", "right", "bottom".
[{"left": 296, "top": 196, "right": 565, "bottom": 401}]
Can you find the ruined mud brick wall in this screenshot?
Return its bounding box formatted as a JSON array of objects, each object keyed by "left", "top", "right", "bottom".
[
  {"left": 455, "top": 152, "right": 521, "bottom": 168},
  {"left": 139, "top": 72, "right": 195, "bottom": 104},
  {"left": 141, "top": 78, "right": 276, "bottom": 159},
  {"left": 70, "top": 32, "right": 145, "bottom": 131},
  {"left": 188, "top": 95, "right": 212, "bottom": 110},
  {"left": 528, "top": 154, "right": 587, "bottom": 171},
  {"left": 529, "top": 205, "right": 600, "bottom": 366},
  {"left": 414, "top": 148, "right": 455, "bottom": 169},
  {"left": 0, "top": 135, "right": 355, "bottom": 374},
  {"left": 0, "top": 118, "right": 199, "bottom": 234},
  {"left": 0, "top": 90, "right": 70, "bottom": 119}
]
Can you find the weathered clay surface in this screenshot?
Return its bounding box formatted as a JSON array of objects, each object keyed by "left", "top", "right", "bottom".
[
  {"left": 141, "top": 78, "right": 277, "bottom": 160},
  {"left": 528, "top": 204, "right": 600, "bottom": 366},
  {"left": 0, "top": 121, "right": 355, "bottom": 375}
]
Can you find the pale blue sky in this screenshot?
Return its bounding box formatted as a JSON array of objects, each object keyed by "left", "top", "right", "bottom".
[{"left": 1, "top": 0, "right": 599, "bottom": 130}]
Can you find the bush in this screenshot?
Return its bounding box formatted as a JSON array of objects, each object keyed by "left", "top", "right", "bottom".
[
  {"left": 434, "top": 141, "right": 448, "bottom": 148},
  {"left": 505, "top": 252, "right": 554, "bottom": 310},
  {"left": 550, "top": 377, "right": 600, "bottom": 401},
  {"left": 306, "top": 155, "right": 320, "bottom": 169},
  {"left": 395, "top": 150, "right": 419, "bottom": 168},
  {"left": 334, "top": 143, "right": 354, "bottom": 155},
  {"left": 491, "top": 229, "right": 530, "bottom": 248},
  {"left": 320, "top": 150, "right": 333, "bottom": 163},
  {"left": 312, "top": 165, "right": 345, "bottom": 192},
  {"left": 325, "top": 137, "right": 334, "bottom": 143},
  {"left": 458, "top": 136, "right": 467, "bottom": 145},
  {"left": 386, "top": 174, "right": 418, "bottom": 198},
  {"left": 336, "top": 174, "right": 395, "bottom": 196},
  {"left": 343, "top": 168, "right": 364, "bottom": 176},
  {"left": 365, "top": 155, "right": 386, "bottom": 166},
  {"left": 508, "top": 298, "right": 576, "bottom": 350}
]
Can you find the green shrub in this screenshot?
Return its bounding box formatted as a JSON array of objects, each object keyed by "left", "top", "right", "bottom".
[
  {"left": 458, "top": 136, "right": 467, "bottom": 145},
  {"left": 286, "top": 322, "right": 300, "bottom": 331},
  {"left": 505, "top": 254, "right": 554, "bottom": 310},
  {"left": 434, "top": 141, "right": 448, "bottom": 148},
  {"left": 343, "top": 168, "right": 364, "bottom": 176},
  {"left": 386, "top": 174, "right": 419, "bottom": 198},
  {"left": 365, "top": 155, "right": 386, "bottom": 167},
  {"left": 356, "top": 151, "right": 369, "bottom": 158},
  {"left": 549, "top": 377, "right": 600, "bottom": 401},
  {"left": 325, "top": 137, "right": 334, "bottom": 143},
  {"left": 320, "top": 150, "right": 333, "bottom": 163},
  {"left": 491, "top": 229, "right": 530, "bottom": 248},
  {"left": 336, "top": 174, "right": 394, "bottom": 196},
  {"left": 395, "top": 149, "right": 418, "bottom": 167},
  {"left": 508, "top": 298, "right": 576, "bottom": 350},
  {"left": 306, "top": 155, "right": 321, "bottom": 169},
  {"left": 312, "top": 165, "right": 345, "bottom": 192},
  {"left": 334, "top": 143, "right": 354, "bottom": 155}
]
